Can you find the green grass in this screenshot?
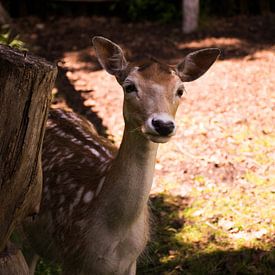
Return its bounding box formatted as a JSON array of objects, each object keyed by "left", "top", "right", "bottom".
[
  {"left": 0, "top": 25, "right": 26, "bottom": 50},
  {"left": 137, "top": 192, "right": 275, "bottom": 275},
  {"left": 35, "top": 259, "right": 61, "bottom": 275}
]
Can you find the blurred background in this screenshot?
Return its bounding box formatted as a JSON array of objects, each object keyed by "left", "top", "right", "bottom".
[
  {"left": 1, "top": 1, "right": 274, "bottom": 274},
  {"left": 1, "top": 0, "right": 275, "bottom": 21}
]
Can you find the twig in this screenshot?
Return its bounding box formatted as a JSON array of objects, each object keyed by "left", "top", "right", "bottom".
[{"left": 205, "top": 221, "right": 219, "bottom": 230}]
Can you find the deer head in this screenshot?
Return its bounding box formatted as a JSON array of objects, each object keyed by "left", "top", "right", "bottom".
[{"left": 92, "top": 36, "right": 220, "bottom": 143}]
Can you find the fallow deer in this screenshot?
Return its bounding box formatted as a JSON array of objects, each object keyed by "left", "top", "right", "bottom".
[{"left": 24, "top": 37, "right": 220, "bottom": 275}]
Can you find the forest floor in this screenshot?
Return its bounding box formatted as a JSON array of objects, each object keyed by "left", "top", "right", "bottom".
[{"left": 14, "top": 14, "right": 275, "bottom": 274}]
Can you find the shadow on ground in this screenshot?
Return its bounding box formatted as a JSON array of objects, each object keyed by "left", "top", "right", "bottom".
[
  {"left": 54, "top": 67, "right": 108, "bottom": 137},
  {"left": 137, "top": 193, "right": 275, "bottom": 275}
]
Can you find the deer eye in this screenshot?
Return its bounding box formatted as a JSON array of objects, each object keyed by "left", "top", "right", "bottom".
[
  {"left": 124, "top": 84, "right": 137, "bottom": 94},
  {"left": 176, "top": 88, "right": 185, "bottom": 97}
]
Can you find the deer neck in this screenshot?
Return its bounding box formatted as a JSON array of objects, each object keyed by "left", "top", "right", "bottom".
[{"left": 100, "top": 125, "right": 158, "bottom": 229}]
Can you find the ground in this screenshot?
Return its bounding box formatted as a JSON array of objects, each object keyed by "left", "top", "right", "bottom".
[{"left": 13, "top": 14, "right": 275, "bottom": 274}]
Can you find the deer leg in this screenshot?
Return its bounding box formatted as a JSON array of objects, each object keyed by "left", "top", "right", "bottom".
[
  {"left": 28, "top": 253, "right": 40, "bottom": 275},
  {"left": 126, "top": 261, "right": 136, "bottom": 275}
]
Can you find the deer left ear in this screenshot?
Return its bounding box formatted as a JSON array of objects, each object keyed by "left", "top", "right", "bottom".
[
  {"left": 176, "top": 48, "right": 220, "bottom": 82},
  {"left": 92, "top": 36, "right": 128, "bottom": 76}
]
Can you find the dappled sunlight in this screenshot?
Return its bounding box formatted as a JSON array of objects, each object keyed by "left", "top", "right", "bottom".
[
  {"left": 181, "top": 176, "right": 274, "bottom": 248},
  {"left": 176, "top": 36, "right": 259, "bottom": 60},
  {"left": 244, "top": 47, "right": 275, "bottom": 61},
  {"left": 32, "top": 188, "right": 275, "bottom": 274},
  {"left": 63, "top": 47, "right": 100, "bottom": 72},
  {"left": 179, "top": 37, "right": 244, "bottom": 48},
  {"left": 137, "top": 192, "right": 275, "bottom": 274}
]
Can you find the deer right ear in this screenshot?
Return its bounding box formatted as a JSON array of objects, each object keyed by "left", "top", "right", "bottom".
[
  {"left": 176, "top": 48, "right": 220, "bottom": 82},
  {"left": 92, "top": 36, "right": 128, "bottom": 76}
]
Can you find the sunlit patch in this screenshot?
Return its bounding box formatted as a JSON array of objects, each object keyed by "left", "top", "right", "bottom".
[
  {"left": 63, "top": 47, "right": 99, "bottom": 72},
  {"left": 83, "top": 191, "right": 94, "bottom": 203},
  {"left": 178, "top": 37, "right": 244, "bottom": 49}
]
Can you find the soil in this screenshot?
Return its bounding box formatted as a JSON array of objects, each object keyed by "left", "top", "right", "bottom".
[{"left": 13, "top": 14, "right": 275, "bottom": 196}]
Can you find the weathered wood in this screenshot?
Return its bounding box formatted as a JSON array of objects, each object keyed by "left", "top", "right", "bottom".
[{"left": 0, "top": 45, "right": 57, "bottom": 273}]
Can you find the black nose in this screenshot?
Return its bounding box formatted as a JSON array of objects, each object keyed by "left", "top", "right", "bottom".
[{"left": 152, "top": 118, "right": 175, "bottom": 136}]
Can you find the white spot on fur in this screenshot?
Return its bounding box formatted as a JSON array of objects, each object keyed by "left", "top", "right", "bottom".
[
  {"left": 65, "top": 153, "right": 74, "bottom": 159},
  {"left": 91, "top": 148, "right": 100, "bottom": 157},
  {"left": 83, "top": 191, "right": 94, "bottom": 203},
  {"left": 46, "top": 120, "right": 57, "bottom": 128},
  {"left": 58, "top": 157, "right": 65, "bottom": 164},
  {"left": 75, "top": 186, "right": 84, "bottom": 204},
  {"left": 69, "top": 186, "right": 84, "bottom": 215},
  {"left": 83, "top": 145, "right": 103, "bottom": 160},
  {"left": 96, "top": 177, "right": 105, "bottom": 196},
  {"left": 56, "top": 129, "right": 66, "bottom": 137},
  {"left": 69, "top": 183, "right": 76, "bottom": 189}
]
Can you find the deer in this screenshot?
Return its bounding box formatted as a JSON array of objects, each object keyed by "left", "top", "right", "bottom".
[{"left": 23, "top": 36, "right": 220, "bottom": 275}]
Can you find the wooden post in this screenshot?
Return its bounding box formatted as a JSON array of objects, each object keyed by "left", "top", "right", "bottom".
[
  {"left": 0, "top": 45, "right": 57, "bottom": 274},
  {"left": 240, "top": 0, "right": 249, "bottom": 15}
]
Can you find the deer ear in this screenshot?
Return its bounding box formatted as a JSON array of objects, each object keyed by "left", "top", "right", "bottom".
[
  {"left": 92, "top": 36, "right": 128, "bottom": 76},
  {"left": 176, "top": 48, "right": 220, "bottom": 82}
]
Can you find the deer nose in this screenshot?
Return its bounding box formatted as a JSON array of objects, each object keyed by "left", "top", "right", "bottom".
[{"left": 152, "top": 118, "right": 175, "bottom": 136}]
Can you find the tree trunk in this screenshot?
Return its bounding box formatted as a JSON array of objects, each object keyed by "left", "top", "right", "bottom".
[
  {"left": 240, "top": 0, "right": 249, "bottom": 15},
  {"left": 0, "top": 45, "right": 57, "bottom": 274},
  {"left": 260, "top": 0, "right": 270, "bottom": 15},
  {"left": 182, "top": 0, "right": 199, "bottom": 34}
]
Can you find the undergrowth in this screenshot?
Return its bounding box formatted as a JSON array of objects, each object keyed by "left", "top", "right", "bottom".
[{"left": 0, "top": 25, "right": 26, "bottom": 50}]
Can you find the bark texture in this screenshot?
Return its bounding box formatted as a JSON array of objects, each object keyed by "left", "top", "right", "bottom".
[{"left": 0, "top": 45, "right": 57, "bottom": 273}]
